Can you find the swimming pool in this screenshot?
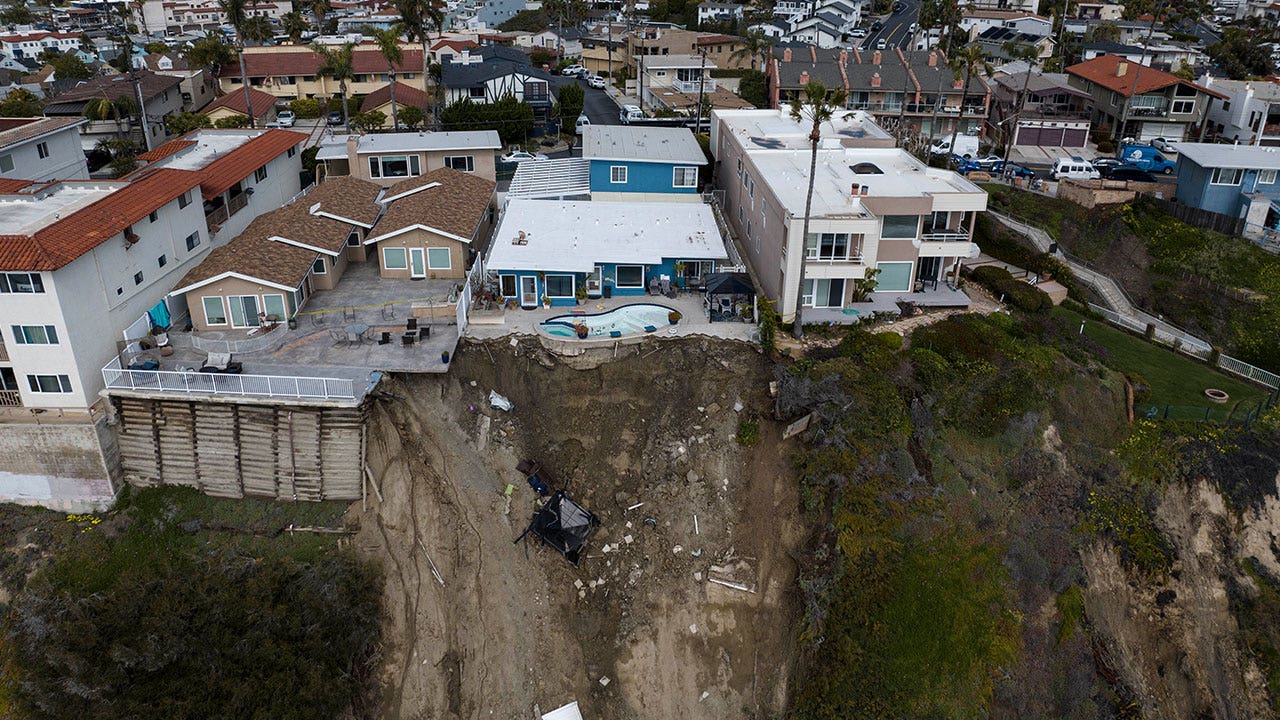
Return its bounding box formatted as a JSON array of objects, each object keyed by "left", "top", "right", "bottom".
[{"left": 541, "top": 303, "right": 678, "bottom": 338}]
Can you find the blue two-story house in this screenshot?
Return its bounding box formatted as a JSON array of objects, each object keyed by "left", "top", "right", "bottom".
[
  {"left": 582, "top": 125, "right": 707, "bottom": 201},
  {"left": 1174, "top": 143, "right": 1280, "bottom": 239},
  {"left": 486, "top": 198, "right": 729, "bottom": 307}
]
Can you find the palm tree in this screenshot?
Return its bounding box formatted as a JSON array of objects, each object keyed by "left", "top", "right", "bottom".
[
  {"left": 788, "top": 80, "right": 848, "bottom": 339},
  {"left": 219, "top": 0, "right": 270, "bottom": 128},
  {"left": 1000, "top": 42, "right": 1041, "bottom": 160},
  {"left": 308, "top": 0, "right": 331, "bottom": 30},
  {"left": 84, "top": 94, "right": 135, "bottom": 138},
  {"left": 394, "top": 0, "right": 444, "bottom": 124},
  {"left": 945, "top": 44, "right": 991, "bottom": 165},
  {"left": 312, "top": 42, "right": 356, "bottom": 127},
  {"left": 281, "top": 11, "right": 308, "bottom": 43},
  {"left": 368, "top": 23, "right": 405, "bottom": 129},
  {"left": 729, "top": 29, "right": 772, "bottom": 72}
]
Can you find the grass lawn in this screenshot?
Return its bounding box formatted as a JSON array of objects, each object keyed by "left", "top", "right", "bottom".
[{"left": 1054, "top": 307, "right": 1270, "bottom": 418}]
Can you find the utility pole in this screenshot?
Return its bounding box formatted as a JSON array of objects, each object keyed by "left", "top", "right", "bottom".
[{"left": 1114, "top": 5, "right": 1160, "bottom": 145}]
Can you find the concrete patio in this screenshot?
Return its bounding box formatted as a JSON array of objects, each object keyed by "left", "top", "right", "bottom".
[
  {"left": 465, "top": 291, "right": 759, "bottom": 344},
  {"left": 297, "top": 260, "right": 459, "bottom": 324},
  {"left": 805, "top": 285, "right": 972, "bottom": 324}
]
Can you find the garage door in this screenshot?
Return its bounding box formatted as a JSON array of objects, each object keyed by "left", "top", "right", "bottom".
[
  {"left": 1139, "top": 122, "right": 1184, "bottom": 141},
  {"left": 1037, "top": 127, "right": 1066, "bottom": 146},
  {"left": 1015, "top": 126, "right": 1041, "bottom": 145},
  {"left": 1062, "top": 128, "right": 1088, "bottom": 147}
]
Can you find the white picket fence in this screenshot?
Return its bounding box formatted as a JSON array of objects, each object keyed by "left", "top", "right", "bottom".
[{"left": 1088, "top": 303, "right": 1280, "bottom": 389}]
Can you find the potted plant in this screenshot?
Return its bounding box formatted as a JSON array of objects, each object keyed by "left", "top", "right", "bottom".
[
  {"left": 575, "top": 323, "right": 589, "bottom": 339},
  {"left": 673, "top": 261, "right": 686, "bottom": 288},
  {"left": 542, "top": 295, "right": 550, "bottom": 309},
  {"left": 576, "top": 283, "right": 587, "bottom": 304},
  {"left": 668, "top": 310, "right": 682, "bottom": 325}
]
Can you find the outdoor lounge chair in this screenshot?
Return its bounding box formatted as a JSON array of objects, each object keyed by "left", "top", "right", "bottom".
[
  {"left": 402, "top": 332, "right": 417, "bottom": 347},
  {"left": 199, "top": 352, "right": 242, "bottom": 374},
  {"left": 378, "top": 331, "right": 392, "bottom": 345},
  {"left": 329, "top": 328, "right": 346, "bottom": 345}
]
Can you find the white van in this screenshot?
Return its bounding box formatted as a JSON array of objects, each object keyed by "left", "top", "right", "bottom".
[
  {"left": 1050, "top": 157, "right": 1100, "bottom": 180},
  {"left": 619, "top": 104, "right": 643, "bottom": 123},
  {"left": 575, "top": 114, "right": 591, "bottom": 134}
]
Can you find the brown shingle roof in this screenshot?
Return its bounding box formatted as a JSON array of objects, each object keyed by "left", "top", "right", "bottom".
[
  {"left": 359, "top": 82, "right": 432, "bottom": 113},
  {"left": 218, "top": 46, "right": 426, "bottom": 78},
  {"left": 376, "top": 167, "right": 495, "bottom": 242},
  {"left": 0, "top": 169, "right": 204, "bottom": 271},
  {"left": 44, "top": 70, "right": 182, "bottom": 107},
  {"left": 1065, "top": 54, "right": 1227, "bottom": 99},
  {"left": 200, "top": 87, "right": 278, "bottom": 120},
  {"left": 174, "top": 209, "right": 318, "bottom": 292},
  {"left": 307, "top": 176, "right": 384, "bottom": 227}
]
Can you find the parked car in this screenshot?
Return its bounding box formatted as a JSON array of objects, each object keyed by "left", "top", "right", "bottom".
[
  {"left": 908, "top": 22, "right": 919, "bottom": 33},
  {"left": 970, "top": 154, "right": 1004, "bottom": 170},
  {"left": 575, "top": 114, "right": 591, "bottom": 134},
  {"left": 870, "top": 20, "right": 883, "bottom": 31},
  {"left": 1107, "top": 165, "right": 1158, "bottom": 183},
  {"left": 1149, "top": 137, "right": 1177, "bottom": 154},
  {"left": 876, "top": 38, "right": 888, "bottom": 49},
  {"left": 273, "top": 110, "right": 295, "bottom": 128},
  {"left": 892, "top": 1, "right": 904, "bottom": 12},
  {"left": 1118, "top": 143, "right": 1176, "bottom": 174},
  {"left": 500, "top": 150, "right": 549, "bottom": 163},
  {"left": 992, "top": 161, "right": 1036, "bottom": 178},
  {"left": 930, "top": 133, "right": 978, "bottom": 158},
  {"left": 1091, "top": 157, "right": 1123, "bottom": 177},
  {"left": 1050, "top": 156, "right": 1100, "bottom": 180},
  {"left": 327, "top": 110, "right": 344, "bottom": 126},
  {"left": 586, "top": 74, "right": 607, "bottom": 88},
  {"left": 561, "top": 64, "right": 586, "bottom": 77},
  {"left": 851, "top": 28, "right": 867, "bottom": 37},
  {"left": 619, "top": 104, "right": 643, "bottom": 123}
]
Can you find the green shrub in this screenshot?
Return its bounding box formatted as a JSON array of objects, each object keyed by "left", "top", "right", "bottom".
[
  {"left": 1080, "top": 492, "right": 1173, "bottom": 577},
  {"left": 213, "top": 114, "right": 249, "bottom": 128},
  {"left": 736, "top": 417, "right": 760, "bottom": 446},
  {"left": 758, "top": 296, "right": 778, "bottom": 353},
  {"left": 289, "top": 97, "right": 323, "bottom": 118},
  {"left": 873, "top": 331, "right": 903, "bottom": 352},
  {"left": 1055, "top": 584, "right": 1085, "bottom": 644},
  {"left": 968, "top": 266, "right": 1051, "bottom": 312}
]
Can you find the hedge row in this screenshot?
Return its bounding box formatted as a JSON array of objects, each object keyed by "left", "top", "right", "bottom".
[{"left": 968, "top": 266, "right": 1053, "bottom": 312}]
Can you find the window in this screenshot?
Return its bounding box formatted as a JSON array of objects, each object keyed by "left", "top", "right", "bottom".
[
  {"left": 369, "top": 155, "right": 421, "bottom": 178},
  {"left": 11, "top": 325, "right": 58, "bottom": 344},
  {"left": 881, "top": 215, "right": 920, "bottom": 238},
  {"left": 133, "top": 271, "right": 144, "bottom": 285},
  {"left": 1171, "top": 99, "right": 1195, "bottom": 114},
  {"left": 801, "top": 278, "right": 845, "bottom": 307},
  {"left": 346, "top": 230, "right": 361, "bottom": 247},
  {"left": 499, "top": 274, "right": 517, "bottom": 297},
  {"left": 1260, "top": 169, "right": 1278, "bottom": 185},
  {"left": 36, "top": 142, "right": 49, "bottom": 159},
  {"left": 312, "top": 256, "right": 327, "bottom": 275},
  {"left": 742, "top": 170, "right": 750, "bottom": 189},
  {"left": 1174, "top": 83, "right": 1196, "bottom": 96},
  {"left": 227, "top": 295, "right": 260, "bottom": 327},
  {"left": 760, "top": 199, "right": 767, "bottom": 228},
  {"left": 185, "top": 231, "right": 201, "bottom": 251},
  {"left": 0, "top": 153, "right": 12, "bottom": 172},
  {"left": 876, "top": 261, "right": 914, "bottom": 292},
  {"left": 149, "top": 210, "right": 158, "bottom": 223},
  {"left": 0, "top": 272, "right": 43, "bottom": 293},
  {"left": 1109, "top": 91, "right": 1118, "bottom": 107},
  {"left": 262, "top": 294, "right": 286, "bottom": 321},
  {"left": 748, "top": 177, "right": 755, "bottom": 198},
  {"left": 157, "top": 254, "right": 167, "bottom": 267},
  {"left": 610, "top": 165, "right": 628, "bottom": 183},
  {"left": 804, "top": 233, "right": 851, "bottom": 260},
  {"left": 179, "top": 190, "right": 192, "bottom": 208},
  {"left": 615, "top": 265, "right": 644, "bottom": 288},
  {"left": 202, "top": 296, "right": 227, "bottom": 325},
  {"left": 426, "top": 247, "right": 451, "bottom": 269},
  {"left": 544, "top": 274, "right": 574, "bottom": 298},
  {"left": 673, "top": 166, "right": 697, "bottom": 188},
  {"left": 382, "top": 247, "right": 408, "bottom": 269},
  {"left": 1211, "top": 167, "right": 1244, "bottom": 185},
  {"left": 444, "top": 155, "right": 474, "bottom": 172},
  {"left": 469, "top": 86, "right": 486, "bottom": 98},
  {"left": 736, "top": 158, "right": 742, "bottom": 177},
  {"left": 287, "top": 146, "right": 297, "bottom": 158},
  {"left": 27, "top": 374, "right": 71, "bottom": 393},
  {"left": 254, "top": 165, "right": 268, "bottom": 182}
]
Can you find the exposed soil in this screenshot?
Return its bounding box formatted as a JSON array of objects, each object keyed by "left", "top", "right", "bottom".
[{"left": 351, "top": 336, "right": 807, "bottom": 719}]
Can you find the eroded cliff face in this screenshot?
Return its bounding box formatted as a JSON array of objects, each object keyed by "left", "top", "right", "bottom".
[{"left": 1083, "top": 479, "right": 1277, "bottom": 719}]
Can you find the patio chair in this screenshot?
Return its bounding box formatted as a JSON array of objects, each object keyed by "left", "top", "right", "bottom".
[
  {"left": 381, "top": 304, "right": 395, "bottom": 320},
  {"left": 407, "top": 317, "right": 418, "bottom": 331},
  {"left": 378, "top": 331, "right": 392, "bottom": 345},
  {"left": 346, "top": 331, "right": 361, "bottom": 346},
  {"left": 343, "top": 307, "right": 357, "bottom": 321},
  {"left": 648, "top": 277, "right": 660, "bottom": 295},
  {"left": 311, "top": 313, "right": 325, "bottom": 327},
  {"left": 329, "top": 328, "right": 346, "bottom": 345},
  {"left": 402, "top": 332, "right": 417, "bottom": 347}
]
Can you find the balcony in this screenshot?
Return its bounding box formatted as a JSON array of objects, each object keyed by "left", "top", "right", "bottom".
[
  {"left": 915, "top": 232, "right": 979, "bottom": 258},
  {"left": 0, "top": 390, "right": 20, "bottom": 407},
  {"left": 847, "top": 100, "right": 904, "bottom": 113},
  {"left": 672, "top": 77, "right": 717, "bottom": 94},
  {"left": 1263, "top": 122, "right": 1280, "bottom": 137}
]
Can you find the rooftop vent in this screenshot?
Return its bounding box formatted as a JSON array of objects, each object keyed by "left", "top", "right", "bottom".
[
  {"left": 750, "top": 136, "right": 784, "bottom": 148},
  {"left": 850, "top": 162, "right": 884, "bottom": 175}
]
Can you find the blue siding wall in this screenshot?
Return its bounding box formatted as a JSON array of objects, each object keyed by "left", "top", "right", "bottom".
[
  {"left": 492, "top": 259, "right": 689, "bottom": 307},
  {"left": 1175, "top": 157, "right": 1280, "bottom": 217},
  {"left": 589, "top": 159, "right": 699, "bottom": 194}
]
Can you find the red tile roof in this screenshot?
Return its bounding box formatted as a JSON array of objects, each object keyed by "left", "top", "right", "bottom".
[
  {"left": 219, "top": 46, "right": 426, "bottom": 78},
  {"left": 432, "top": 39, "right": 478, "bottom": 52},
  {"left": 138, "top": 137, "right": 195, "bottom": 162},
  {"left": 1066, "top": 54, "right": 1227, "bottom": 99},
  {"left": 200, "top": 87, "right": 279, "bottom": 120},
  {"left": 0, "top": 169, "right": 204, "bottom": 271},
  {"left": 0, "top": 178, "right": 33, "bottom": 193},
  {"left": 360, "top": 81, "right": 432, "bottom": 113},
  {"left": 196, "top": 129, "right": 306, "bottom": 199}
]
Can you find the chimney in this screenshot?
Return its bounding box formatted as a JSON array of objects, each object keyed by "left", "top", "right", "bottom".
[
  {"left": 1116, "top": 61, "right": 1128, "bottom": 77},
  {"left": 871, "top": 72, "right": 881, "bottom": 88},
  {"left": 953, "top": 78, "right": 963, "bottom": 89},
  {"left": 873, "top": 50, "right": 882, "bottom": 65},
  {"left": 799, "top": 70, "right": 810, "bottom": 85},
  {"left": 839, "top": 49, "right": 848, "bottom": 65},
  {"left": 346, "top": 133, "right": 359, "bottom": 167},
  {"left": 860, "top": 185, "right": 869, "bottom": 196},
  {"left": 783, "top": 47, "right": 792, "bottom": 62},
  {"left": 928, "top": 51, "right": 937, "bottom": 67}
]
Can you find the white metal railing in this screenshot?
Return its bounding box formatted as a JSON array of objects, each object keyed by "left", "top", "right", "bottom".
[
  {"left": 457, "top": 254, "right": 484, "bottom": 333},
  {"left": 190, "top": 321, "right": 289, "bottom": 354},
  {"left": 920, "top": 231, "right": 971, "bottom": 242},
  {"left": 672, "top": 77, "right": 717, "bottom": 94},
  {"left": 102, "top": 356, "right": 356, "bottom": 400},
  {"left": 1087, "top": 303, "right": 1279, "bottom": 388}
]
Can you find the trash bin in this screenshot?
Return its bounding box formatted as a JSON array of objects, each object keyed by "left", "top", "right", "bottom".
[
  {"left": 602, "top": 285, "right": 613, "bottom": 298},
  {"left": 441, "top": 350, "right": 450, "bottom": 364}
]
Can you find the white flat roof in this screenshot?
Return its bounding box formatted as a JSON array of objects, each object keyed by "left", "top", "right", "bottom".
[
  {"left": 582, "top": 125, "right": 706, "bottom": 165},
  {"left": 0, "top": 182, "right": 120, "bottom": 234},
  {"left": 488, "top": 199, "right": 728, "bottom": 273},
  {"left": 639, "top": 53, "right": 718, "bottom": 69},
  {"left": 748, "top": 147, "right": 987, "bottom": 217},
  {"left": 713, "top": 107, "right": 894, "bottom": 151},
  {"left": 1176, "top": 143, "right": 1280, "bottom": 170},
  {"left": 150, "top": 129, "right": 260, "bottom": 170}
]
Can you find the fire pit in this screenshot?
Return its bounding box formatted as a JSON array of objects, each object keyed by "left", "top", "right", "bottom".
[{"left": 1204, "top": 388, "right": 1229, "bottom": 404}]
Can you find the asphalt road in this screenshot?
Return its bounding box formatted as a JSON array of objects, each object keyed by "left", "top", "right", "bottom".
[
  {"left": 863, "top": 0, "right": 921, "bottom": 51},
  {"left": 540, "top": 72, "right": 625, "bottom": 127}
]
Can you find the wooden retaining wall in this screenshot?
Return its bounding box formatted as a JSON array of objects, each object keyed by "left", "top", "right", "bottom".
[{"left": 113, "top": 396, "right": 365, "bottom": 501}]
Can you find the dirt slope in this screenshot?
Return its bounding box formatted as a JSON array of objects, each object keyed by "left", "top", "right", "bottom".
[{"left": 351, "top": 337, "right": 806, "bottom": 719}]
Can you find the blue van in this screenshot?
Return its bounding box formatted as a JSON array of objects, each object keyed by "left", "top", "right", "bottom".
[{"left": 1118, "top": 143, "right": 1177, "bottom": 175}]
